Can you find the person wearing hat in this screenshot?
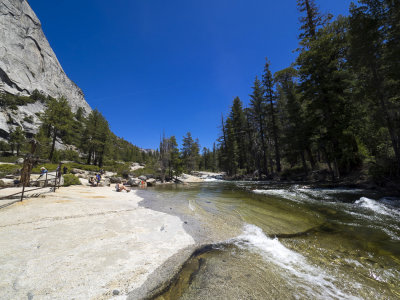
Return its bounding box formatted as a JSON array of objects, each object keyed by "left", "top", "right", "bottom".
[{"left": 38, "top": 166, "right": 48, "bottom": 178}]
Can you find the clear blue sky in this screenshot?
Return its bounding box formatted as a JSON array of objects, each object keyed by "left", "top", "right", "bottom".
[{"left": 29, "top": 0, "right": 353, "bottom": 150}]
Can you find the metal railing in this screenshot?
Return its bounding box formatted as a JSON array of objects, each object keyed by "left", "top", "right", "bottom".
[{"left": 0, "top": 172, "right": 62, "bottom": 210}]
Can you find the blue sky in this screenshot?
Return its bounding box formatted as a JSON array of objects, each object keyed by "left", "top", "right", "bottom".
[{"left": 29, "top": 0, "right": 353, "bottom": 150}]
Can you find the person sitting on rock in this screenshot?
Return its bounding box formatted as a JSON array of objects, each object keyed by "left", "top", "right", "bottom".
[
  {"left": 13, "top": 176, "right": 21, "bottom": 186},
  {"left": 115, "top": 183, "right": 130, "bottom": 192},
  {"left": 89, "top": 177, "right": 97, "bottom": 187}
]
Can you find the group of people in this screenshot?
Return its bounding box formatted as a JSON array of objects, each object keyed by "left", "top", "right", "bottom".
[
  {"left": 89, "top": 173, "right": 102, "bottom": 187},
  {"left": 31, "top": 164, "right": 132, "bottom": 192}
]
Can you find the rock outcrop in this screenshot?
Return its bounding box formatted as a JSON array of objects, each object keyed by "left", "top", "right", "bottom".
[{"left": 0, "top": 0, "right": 91, "bottom": 139}]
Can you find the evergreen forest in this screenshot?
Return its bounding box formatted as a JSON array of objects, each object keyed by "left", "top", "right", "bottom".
[{"left": 210, "top": 0, "right": 400, "bottom": 184}]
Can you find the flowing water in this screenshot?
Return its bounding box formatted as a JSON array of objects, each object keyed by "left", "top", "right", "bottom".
[{"left": 139, "top": 181, "right": 400, "bottom": 299}]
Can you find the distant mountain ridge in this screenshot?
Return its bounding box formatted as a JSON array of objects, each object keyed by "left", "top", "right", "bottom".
[{"left": 0, "top": 0, "right": 91, "bottom": 139}]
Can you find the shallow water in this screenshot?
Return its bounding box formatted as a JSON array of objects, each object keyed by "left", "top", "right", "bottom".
[{"left": 147, "top": 182, "right": 400, "bottom": 299}]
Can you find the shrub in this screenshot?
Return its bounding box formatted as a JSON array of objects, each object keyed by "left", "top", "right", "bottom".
[
  {"left": 0, "top": 92, "right": 36, "bottom": 108},
  {"left": 0, "top": 164, "right": 20, "bottom": 178},
  {"left": 0, "top": 155, "right": 17, "bottom": 163},
  {"left": 63, "top": 174, "right": 81, "bottom": 186},
  {"left": 32, "top": 162, "right": 102, "bottom": 174},
  {"left": 23, "top": 115, "right": 34, "bottom": 124},
  {"left": 64, "top": 163, "right": 100, "bottom": 172}
]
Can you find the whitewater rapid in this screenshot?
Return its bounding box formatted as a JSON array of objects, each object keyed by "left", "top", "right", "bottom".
[{"left": 232, "top": 224, "right": 360, "bottom": 299}]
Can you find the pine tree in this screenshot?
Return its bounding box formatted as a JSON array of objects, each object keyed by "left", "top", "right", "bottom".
[
  {"left": 40, "top": 97, "right": 73, "bottom": 161},
  {"left": 230, "top": 97, "right": 248, "bottom": 172},
  {"left": 181, "top": 132, "right": 200, "bottom": 172},
  {"left": 82, "top": 109, "right": 110, "bottom": 166},
  {"left": 169, "top": 136, "right": 182, "bottom": 178},
  {"left": 9, "top": 126, "right": 26, "bottom": 156},
  {"left": 263, "top": 59, "right": 281, "bottom": 172},
  {"left": 349, "top": 0, "right": 400, "bottom": 173},
  {"left": 297, "top": 16, "right": 362, "bottom": 179},
  {"left": 297, "top": 0, "right": 331, "bottom": 40},
  {"left": 159, "top": 133, "right": 169, "bottom": 182},
  {"left": 275, "top": 67, "right": 310, "bottom": 173},
  {"left": 248, "top": 77, "right": 269, "bottom": 176}
]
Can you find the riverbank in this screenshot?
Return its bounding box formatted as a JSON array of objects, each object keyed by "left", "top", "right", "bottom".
[
  {"left": 0, "top": 186, "right": 196, "bottom": 299},
  {"left": 222, "top": 170, "right": 400, "bottom": 197}
]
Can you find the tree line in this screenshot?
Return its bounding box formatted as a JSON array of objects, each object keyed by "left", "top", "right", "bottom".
[
  {"left": 3, "top": 96, "right": 148, "bottom": 166},
  {"left": 157, "top": 132, "right": 218, "bottom": 181},
  {"left": 215, "top": 0, "right": 400, "bottom": 182}
]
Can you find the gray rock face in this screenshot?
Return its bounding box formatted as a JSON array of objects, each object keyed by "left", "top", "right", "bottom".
[{"left": 0, "top": 0, "right": 91, "bottom": 139}]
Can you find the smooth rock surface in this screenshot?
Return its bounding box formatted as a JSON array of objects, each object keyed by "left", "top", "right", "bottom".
[{"left": 0, "top": 186, "right": 194, "bottom": 299}]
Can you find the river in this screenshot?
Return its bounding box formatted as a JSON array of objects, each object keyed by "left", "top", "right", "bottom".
[{"left": 138, "top": 181, "right": 400, "bottom": 299}]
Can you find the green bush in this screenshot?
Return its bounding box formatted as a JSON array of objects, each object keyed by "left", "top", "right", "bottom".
[
  {"left": 0, "top": 164, "right": 20, "bottom": 178},
  {"left": 23, "top": 115, "right": 34, "bottom": 124},
  {"left": 64, "top": 163, "right": 100, "bottom": 172},
  {"left": 0, "top": 92, "right": 36, "bottom": 109},
  {"left": 32, "top": 162, "right": 103, "bottom": 174},
  {"left": 0, "top": 155, "right": 18, "bottom": 163},
  {"left": 63, "top": 174, "right": 81, "bottom": 186}
]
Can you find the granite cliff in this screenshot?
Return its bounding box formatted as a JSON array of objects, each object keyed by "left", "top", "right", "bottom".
[{"left": 0, "top": 0, "right": 91, "bottom": 140}]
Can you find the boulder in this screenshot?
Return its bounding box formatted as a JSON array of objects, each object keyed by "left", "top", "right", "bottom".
[
  {"left": 0, "top": 179, "right": 14, "bottom": 187},
  {"left": 144, "top": 174, "right": 155, "bottom": 179},
  {"left": 110, "top": 177, "right": 123, "bottom": 184},
  {"left": 15, "top": 158, "right": 24, "bottom": 164},
  {"left": 71, "top": 168, "right": 85, "bottom": 175},
  {"left": 104, "top": 171, "right": 116, "bottom": 178},
  {"left": 79, "top": 178, "right": 91, "bottom": 186},
  {"left": 146, "top": 178, "right": 156, "bottom": 186},
  {"left": 101, "top": 178, "right": 111, "bottom": 187},
  {"left": 127, "top": 178, "right": 140, "bottom": 186}
]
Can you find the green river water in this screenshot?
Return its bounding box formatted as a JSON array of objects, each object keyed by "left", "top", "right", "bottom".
[{"left": 139, "top": 181, "right": 400, "bottom": 299}]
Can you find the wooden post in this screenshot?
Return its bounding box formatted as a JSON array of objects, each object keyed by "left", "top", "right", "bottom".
[
  {"left": 45, "top": 172, "right": 48, "bottom": 187},
  {"left": 54, "top": 171, "right": 57, "bottom": 191},
  {"left": 20, "top": 182, "right": 25, "bottom": 202}
]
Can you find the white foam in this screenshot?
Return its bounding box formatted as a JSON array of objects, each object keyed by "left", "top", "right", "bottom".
[
  {"left": 188, "top": 202, "right": 195, "bottom": 211},
  {"left": 355, "top": 197, "right": 400, "bottom": 218},
  {"left": 344, "top": 258, "right": 364, "bottom": 268},
  {"left": 232, "top": 224, "right": 360, "bottom": 299},
  {"left": 254, "top": 187, "right": 365, "bottom": 204},
  {"left": 252, "top": 189, "right": 306, "bottom": 203},
  {"left": 203, "top": 178, "right": 224, "bottom": 182}
]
